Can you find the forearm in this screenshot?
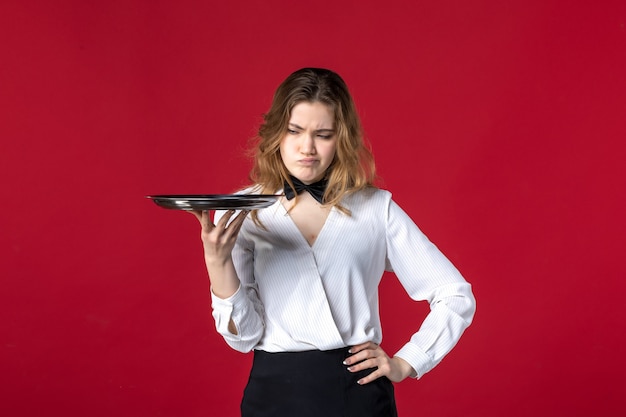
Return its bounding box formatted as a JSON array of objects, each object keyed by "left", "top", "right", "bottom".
[
  {"left": 396, "top": 283, "right": 476, "bottom": 378},
  {"left": 205, "top": 255, "right": 241, "bottom": 299},
  {"left": 206, "top": 256, "right": 242, "bottom": 335}
]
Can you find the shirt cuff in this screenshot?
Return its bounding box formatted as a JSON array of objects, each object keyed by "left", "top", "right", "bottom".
[
  {"left": 394, "top": 343, "right": 435, "bottom": 379},
  {"left": 210, "top": 284, "right": 244, "bottom": 336}
]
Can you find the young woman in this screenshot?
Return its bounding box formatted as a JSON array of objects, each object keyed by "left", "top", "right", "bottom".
[{"left": 191, "top": 68, "right": 476, "bottom": 417}]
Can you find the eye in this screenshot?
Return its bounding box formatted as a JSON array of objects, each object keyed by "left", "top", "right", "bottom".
[
  {"left": 287, "top": 129, "right": 298, "bottom": 135},
  {"left": 317, "top": 133, "right": 333, "bottom": 139}
]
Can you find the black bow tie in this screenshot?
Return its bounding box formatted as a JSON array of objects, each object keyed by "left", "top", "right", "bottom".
[{"left": 283, "top": 176, "right": 328, "bottom": 204}]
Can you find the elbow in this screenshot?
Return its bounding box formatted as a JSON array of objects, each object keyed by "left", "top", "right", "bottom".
[
  {"left": 224, "top": 333, "right": 262, "bottom": 353},
  {"left": 226, "top": 341, "right": 255, "bottom": 353},
  {"left": 463, "top": 290, "right": 477, "bottom": 326},
  {"left": 432, "top": 282, "right": 476, "bottom": 326},
  {"left": 221, "top": 320, "right": 264, "bottom": 353}
]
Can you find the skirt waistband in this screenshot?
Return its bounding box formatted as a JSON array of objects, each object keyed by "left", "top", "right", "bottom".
[{"left": 242, "top": 346, "right": 397, "bottom": 417}]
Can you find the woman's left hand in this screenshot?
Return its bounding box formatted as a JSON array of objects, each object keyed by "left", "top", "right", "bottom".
[{"left": 344, "top": 341, "right": 416, "bottom": 385}]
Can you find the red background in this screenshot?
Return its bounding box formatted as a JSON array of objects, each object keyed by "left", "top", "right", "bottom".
[{"left": 2, "top": 1, "right": 625, "bottom": 416}]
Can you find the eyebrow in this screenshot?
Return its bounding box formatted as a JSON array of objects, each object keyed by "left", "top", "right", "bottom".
[{"left": 289, "top": 123, "right": 335, "bottom": 133}]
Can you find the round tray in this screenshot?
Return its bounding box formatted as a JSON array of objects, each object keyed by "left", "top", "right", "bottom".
[{"left": 146, "top": 194, "right": 279, "bottom": 210}]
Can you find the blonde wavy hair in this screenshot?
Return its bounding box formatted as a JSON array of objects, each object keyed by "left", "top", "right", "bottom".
[{"left": 248, "top": 68, "right": 376, "bottom": 223}]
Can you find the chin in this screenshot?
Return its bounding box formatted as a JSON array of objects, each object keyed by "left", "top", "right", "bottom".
[
  {"left": 298, "top": 174, "right": 324, "bottom": 184},
  {"left": 289, "top": 170, "right": 317, "bottom": 182}
]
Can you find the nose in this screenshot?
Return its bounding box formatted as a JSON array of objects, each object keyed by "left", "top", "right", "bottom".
[{"left": 299, "top": 133, "right": 316, "bottom": 155}]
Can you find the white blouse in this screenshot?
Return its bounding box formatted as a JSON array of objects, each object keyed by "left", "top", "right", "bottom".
[{"left": 211, "top": 188, "right": 476, "bottom": 378}]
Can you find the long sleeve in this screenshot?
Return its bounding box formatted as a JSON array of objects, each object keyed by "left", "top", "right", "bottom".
[
  {"left": 210, "top": 211, "right": 265, "bottom": 352},
  {"left": 207, "top": 190, "right": 475, "bottom": 365},
  {"left": 385, "top": 199, "right": 476, "bottom": 378}
]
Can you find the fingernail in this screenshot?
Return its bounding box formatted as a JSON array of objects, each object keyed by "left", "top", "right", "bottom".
[
  {"left": 342, "top": 360, "right": 348, "bottom": 365},
  {"left": 348, "top": 349, "right": 352, "bottom": 353}
]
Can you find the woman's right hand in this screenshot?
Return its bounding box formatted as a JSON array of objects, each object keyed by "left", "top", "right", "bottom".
[
  {"left": 189, "top": 209, "right": 249, "bottom": 299},
  {"left": 190, "top": 209, "right": 249, "bottom": 264}
]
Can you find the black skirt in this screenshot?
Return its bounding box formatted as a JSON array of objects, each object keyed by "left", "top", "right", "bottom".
[{"left": 241, "top": 347, "right": 398, "bottom": 417}]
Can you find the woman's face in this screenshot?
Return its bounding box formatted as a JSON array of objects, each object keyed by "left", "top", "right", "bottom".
[{"left": 279, "top": 101, "right": 337, "bottom": 184}]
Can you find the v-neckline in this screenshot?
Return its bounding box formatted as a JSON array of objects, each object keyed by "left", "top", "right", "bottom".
[{"left": 278, "top": 199, "right": 334, "bottom": 248}]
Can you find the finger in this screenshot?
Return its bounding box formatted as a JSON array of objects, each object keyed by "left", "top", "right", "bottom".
[
  {"left": 346, "top": 357, "right": 379, "bottom": 373},
  {"left": 228, "top": 210, "right": 250, "bottom": 232},
  {"left": 215, "top": 209, "right": 236, "bottom": 230},
  {"left": 200, "top": 210, "right": 216, "bottom": 230},
  {"left": 349, "top": 341, "right": 377, "bottom": 354},
  {"left": 344, "top": 351, "right": 372, "bottom": 367},
  {"left": 189, "top": 210, "right": 214, "bottom": 231},
  {"left": 221, "top": 209, "right": 250, "bottom": 234},
  {"left": 356, "top": 368, "right": 384, "bottom": 385},
  {"left": 344, "top": 342, "right": 379, "bottom": 365}
]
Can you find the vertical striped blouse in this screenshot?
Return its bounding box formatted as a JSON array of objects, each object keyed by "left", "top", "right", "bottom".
[{"left": 211, "top": 187, "right": 476, "bottom": 378}]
